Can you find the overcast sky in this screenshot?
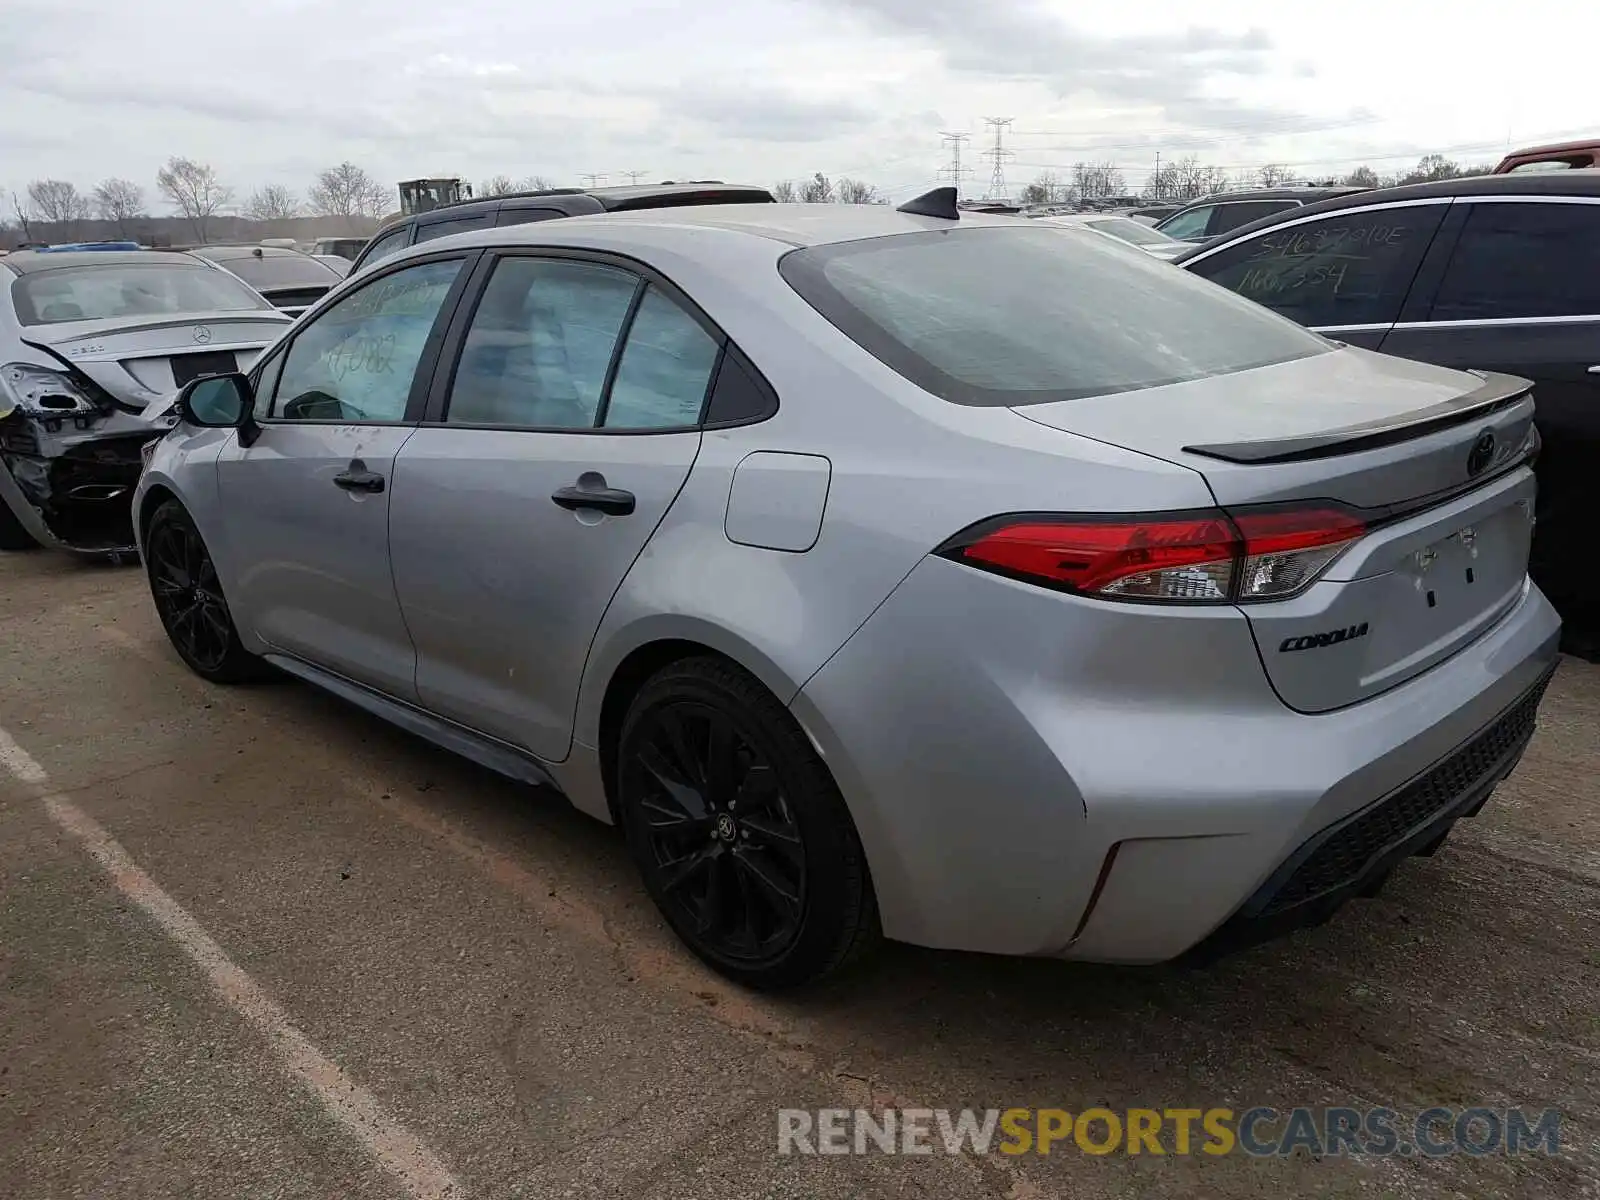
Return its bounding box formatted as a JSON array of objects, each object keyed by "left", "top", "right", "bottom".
[{"left": 5, "top": 0, "right": 1597, "bottom": 209}]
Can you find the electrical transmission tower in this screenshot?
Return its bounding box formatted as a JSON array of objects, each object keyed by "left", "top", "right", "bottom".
[
  {"left": 938, "top": 132, "right": 973, "bottom": 198},
  {"left": 580, "top": 172, "right": 609, "bottom": 187},
  {"left": 981, "top": 117, "right": 1014, "bottom": 201},
  {"left": 622, "top": 170, "right": 649, "bottom": 184}
]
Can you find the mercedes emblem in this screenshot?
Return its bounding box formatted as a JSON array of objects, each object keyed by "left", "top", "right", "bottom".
[{"left": 192, "top": 326, "right": 212, "bottom": 345}]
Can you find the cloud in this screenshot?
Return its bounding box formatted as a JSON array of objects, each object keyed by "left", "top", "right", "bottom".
[{"left": 654, "top": 86, "right": 880, "bottom": 143}]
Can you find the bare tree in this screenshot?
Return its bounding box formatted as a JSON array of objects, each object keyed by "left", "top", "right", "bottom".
[
  {"left": 836, "top": 177, "right": 879, "bottom": 204},
  {"left": 798, "top": 172, "right": 834, "bottom": 203},
  {"left": 8, "top": 192, "right": 32, "bottom": 242},
  {"left": 308, "top": 162, "right": 390, "bottom": 222},
  {"left": 27, "top": 179, "right": 92, "bottom": 232},
  {"left": 1019, "top": 170, "right": 1065, "bottom": 206},
  {"left": 92, "top": 178, "right": 146, "bottom": 235},
  {"left": 1071, "top": 161, "right": 1125, "bottom": 202},
  {"left": 157, "top": 157, "right": 233, "bottom": 242},
  {"left": 479, "top": 175, "right": 518, "bottom": 196},
  {"left": 1343, "top": 165, "right": 1381, "bottom": 189},
  {"left": 517, "top": 175, "right": 555, "bottom": 192},
  {"left": 770, "top": 179, "right": 798, "bottom": 203},
  {"left": 246, "top": 184, "right": 300, "bottom": 221},
  {"left": 1255, "top": 163, "right": 1296, "bottom": 187},
  {"left": 1402, "top": 154, "right": 1466, "bottom": 185}
]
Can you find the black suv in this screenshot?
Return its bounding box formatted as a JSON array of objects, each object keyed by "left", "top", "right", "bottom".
[
  {"left": 1154, "top": 186, "right": 1367, "bottom": 244},
  {"left": 350, "top": 182, "right": 776, "bottom": 275},
  {"left": 1177, "top": 169, "right": 1600, "bottom": 652}
]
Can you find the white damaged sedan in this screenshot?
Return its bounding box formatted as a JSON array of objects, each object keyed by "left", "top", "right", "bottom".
[{"left": 0, "top": 249, "right": 292, "bottom": 556}]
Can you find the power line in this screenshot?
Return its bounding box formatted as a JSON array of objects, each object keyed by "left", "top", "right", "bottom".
[
  {"left": 621, "top": 170, "right": 649, "bottom": 184},
  {"left": 937, "top": 132, "right": 973, "bottom": 198},
  {"left": 579, "top": 172, "right": 608, "bottom": 187},
  {"left": 981, "top": 117, "right": 1014, "bottom": 201}
]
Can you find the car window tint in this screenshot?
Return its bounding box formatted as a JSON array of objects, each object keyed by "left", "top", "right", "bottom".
[
  {"left": 781, "top": 225, "right": 1328, "bottom": 406},
  {"left": 602, "top": 285, "right": 721, "bottom": 428},
  {"left": 360, "top": 227, "right": 410, "bottom": 268},
  {"left": 270, "top": 258, "right": 461, "bottom": 422},
  {"left": 1187, "top": 204, "right": 1447, "bottom": 328},
  {"left": 414, "top": 213, "right": 492, "bottom": 244},
  {"left": 1211, "top": 200, "right": 1300, "bottom": 234},
  {"left": 1430, "top": 202, "right": 1600, "bottom": 321},
  {"left": 446, "top": 257, "right": 638, "bottom": 428},
  {"left": 1157, "top": 205, "right": 1214, "bottom": 240}
]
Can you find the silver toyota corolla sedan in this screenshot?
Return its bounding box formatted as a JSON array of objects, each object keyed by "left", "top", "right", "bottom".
[
  {"left": 132, "top": 192, "right": 1561, "bottom": 989},
  {"left": 0, "top": 249, "right": 292, "bottom": 555}
]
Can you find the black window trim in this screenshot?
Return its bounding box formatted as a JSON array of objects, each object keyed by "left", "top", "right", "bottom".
[
  {"left": 248, "top": 248, "right": 481, "bottom": 428},
  {"left": 1186, "top": 193, "right": 1600, "bottom": 334},
  {"left": 417, "top": 245, "right": 776, "bottom": 435}
]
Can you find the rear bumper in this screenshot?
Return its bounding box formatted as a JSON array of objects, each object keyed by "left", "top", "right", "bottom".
[{"left": 792, "top": 555, "right": 1562, "bottom": 962}]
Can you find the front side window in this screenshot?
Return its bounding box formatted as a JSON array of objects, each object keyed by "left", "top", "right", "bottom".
[
  {"left": 781, "top": 225, "right": 1329, "bottom": 406},
  {"left": 269, "top": 258, "right": 461, "bottom": 422},
  {"left": 1156, "top": 205, "right": 1215, "bottom": 241},
  {"left": 1430, "top": 202, "right": 1600, "bottom": 321},
  {"left": 1187, "top": 204, "right": 1447, "bottom": 328},
  {"left": 1211, "top": 200, "right": 1300, "bottom": 235},
  {"left": 12, "top": 263, "right": 272, "bottom": 325},
  {"left": 359, "top": 227, "right": 411, "bottom": 271}
]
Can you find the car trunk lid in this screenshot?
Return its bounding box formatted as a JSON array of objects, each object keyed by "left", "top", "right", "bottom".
[
  {"left": 21, "top": 312, "right": 292, "bottom": 411},
  {"left": 1012, "top": 347, "right": 1539, "bottom": 712}
]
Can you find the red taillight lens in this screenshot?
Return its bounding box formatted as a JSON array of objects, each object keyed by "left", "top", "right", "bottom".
[{"left": 938, "top": 504, "right": 1366, "bottom": 604}]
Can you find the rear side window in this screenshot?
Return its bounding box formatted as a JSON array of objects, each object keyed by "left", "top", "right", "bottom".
[
  {"left": 780, "top": 225, "right": 1329, "bottom": 406},
  {"left": 1187, "top": 204, "right": 1447, "bottom": 329},
  {"left": 1429, "top": 202, "right": 1600, "bottom": 320},
  {"left": 414, "top": 212, "right": 493, "bottom": 244},
  {"left": 1211, "top": 200, "right": 1300, "bottom": 234}
]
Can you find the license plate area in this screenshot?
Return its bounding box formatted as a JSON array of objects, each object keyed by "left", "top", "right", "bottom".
[
  {"left": 170, "top": 351, "right": 238, "bottom": 388},
  {"left": 1408, "top": 503, "right": 1530, "bottom": 621}
]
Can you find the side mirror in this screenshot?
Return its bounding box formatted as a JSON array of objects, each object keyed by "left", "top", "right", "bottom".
[{"left": 177, "top": 372, "right": 261, "bottom": 445}]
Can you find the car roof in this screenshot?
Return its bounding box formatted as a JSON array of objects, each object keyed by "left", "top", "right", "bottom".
[
  {"left": 1168, "top": 186, "right": 1366, "bottom": 212},
  {"left": 1171, "top": 167, "right": 1600, "bottom": 261},
  {"left": 468, "top": 201, "right": 1025, "bottom": 249},
  {"left": 1500, "top": 137, "right": 1600, "bottom": 157},
  {"left": 189, "top": 244, "right": 307, "bottom": 259},
  {"left": 0, "top": 249, "right": 202, "bottom": 276}
]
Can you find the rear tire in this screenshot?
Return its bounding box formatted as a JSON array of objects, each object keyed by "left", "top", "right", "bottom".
[
  {"left": 0, "top": 500, "right": 41, "bottom": 551},
  {"left": 615, "top": 656, "right": 880, "bottom": 990},
  {"left": 145, "top": 500, "right": 269, "bottom": 683}
]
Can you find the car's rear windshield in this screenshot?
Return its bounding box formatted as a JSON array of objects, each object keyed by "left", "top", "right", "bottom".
[
  {"left": 12, "top": 263, "right": 274, "bottom": 325},
  {"left": 1085, "top": 217, "right": 1177, "bottom": 247},
  {"left": 779, "top": 225, "right": 1329, "bottom": 406},
  {"left": 210, "top": 253, "right": 342, "bottom": 289}
]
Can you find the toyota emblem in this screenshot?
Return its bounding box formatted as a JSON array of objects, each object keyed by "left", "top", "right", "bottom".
[
  {"left": 1466, "top": 430, "right": 1496, "bottom": 477},
  {"left": 192, "top": 325, "right": 212, "bottom": 345}
]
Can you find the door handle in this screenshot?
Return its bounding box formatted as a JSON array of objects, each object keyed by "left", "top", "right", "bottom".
[
  {"left": 551, "top": 483, "right": 635, "bottom": 516},
  {"left": 333, "top": 467, "right": 385, "bottom": 493},
  {"left": 1586, "top": 365, "right": 1600, "bottom": 376}
]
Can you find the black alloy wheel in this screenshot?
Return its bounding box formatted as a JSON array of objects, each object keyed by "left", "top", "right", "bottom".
[
  {"left": 145, "top": 500, "right": 264, "bottom": 683},
  {"left": 617, "top": 657, "right": 878, "bottom": 989}
]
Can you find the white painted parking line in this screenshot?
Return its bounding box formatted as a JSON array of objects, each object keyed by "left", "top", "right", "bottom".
[{"left": 0, "top": 724, "right": 464, "bottom": 1200}]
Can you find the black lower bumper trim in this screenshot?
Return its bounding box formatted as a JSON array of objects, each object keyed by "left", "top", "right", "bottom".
[{"left": 1185, "top": 661, "right": 1558, "bottom": 964}]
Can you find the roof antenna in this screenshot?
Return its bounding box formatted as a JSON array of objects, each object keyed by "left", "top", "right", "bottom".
[{"left": 896, "top": 187, "right": 960, "bottom": 219}]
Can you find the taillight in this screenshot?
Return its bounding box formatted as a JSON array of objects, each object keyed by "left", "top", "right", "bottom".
[{"left": 936, "top": 504, "right": 1366, "bottom": 605}]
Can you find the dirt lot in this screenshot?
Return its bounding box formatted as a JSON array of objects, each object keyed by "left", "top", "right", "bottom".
[{"left": 1, "top": 550, "right": 1596, "bottom": 1200}]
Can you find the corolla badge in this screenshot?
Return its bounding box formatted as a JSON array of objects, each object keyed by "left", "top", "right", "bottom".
[
  {"left": 192, "top": 325, "right": 212, "bottom": 345},
  {"left": 1466, "top": 430, "right": 1497, "bottom": 477}
]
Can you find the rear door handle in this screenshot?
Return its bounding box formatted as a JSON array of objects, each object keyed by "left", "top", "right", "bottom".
[
  {"left": 551, "top": 483, "right": 635, "bottom": 516},
  {"left": 1587, "top": 365, "right": 1600, "bottom": 376},
  {"left": 333, "top": 467, "right": 385, "bottom": 493}
]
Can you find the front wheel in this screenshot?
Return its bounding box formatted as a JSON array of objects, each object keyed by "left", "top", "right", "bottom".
[
  {"left": 615, "top": 656, "right": 879, "bottom": 990},
  {"left": 145, "top": 500, "right": 267, "bottom": 683}
]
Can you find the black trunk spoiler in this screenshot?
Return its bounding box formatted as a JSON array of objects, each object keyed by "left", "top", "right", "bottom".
[{"left": 1182, "top": 372, "right": 1535, "bottom": 465}]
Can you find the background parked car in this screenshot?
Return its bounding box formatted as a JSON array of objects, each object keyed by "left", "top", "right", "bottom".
[
  {"left": 1175, "top": 169, "right": 1600, "bottom": 654},
  {"left": 0, "top": 249, "right": 292, "bottom": 554},
  {"left": 1155, "top": 186, "right": 1367, "bottom": 244},
  {"left": 349, "top": 182, "right": 776, "bottom": 275},
  {"left": 189, "top": 245, "right": 346, "bottom": 318},
  {"left": 1494, "top": 137, "right": 1600, "bottom": 174},
  {"left": 311, "top": 236, "right": 370, "bottom": 261},
  {"left": 136, "top": 196, "right": 1557, "bottom": 988},
  {"left": 1036, "top": 213, "right": 1188, "bottom": 259}
]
